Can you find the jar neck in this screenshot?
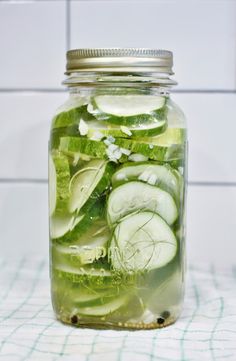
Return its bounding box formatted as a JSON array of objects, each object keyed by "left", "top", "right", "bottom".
[{"left": 63, "top": 72, "right": 176, "bottom": 95}]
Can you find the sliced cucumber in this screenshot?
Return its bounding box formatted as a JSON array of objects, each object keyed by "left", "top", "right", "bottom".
[
  {"left": 52, "top": 105, "right": 94, "bottom": 129},
  {"left": 53, "top": 198, "right": 106, "bottom": 243},
  {"left": 112, "top": 163, "right": 180, "bottom": 201},
  {"left": 59, "top": 137, "right": 107, "bottom": 159},
  {"left": 114, "top": 137, "right": 184, "bottom": 162},
  {"left": 50, "top": 213, "right": 84, "bottom": 239},
  {"left": 51, "top": 219, "right": 110, "bottom": 265},
  {"left": 59, "top": 136, "right": 184, "bottom": 163},
  {"left": 53, "top": 263, "right": 113, "bottom": 287},
  {"left": 110, "top": 211, "right": 177, "bottom": 272},
  {"left": 73, "top": 288, "right": 111, "bottom": 304},
  {"left": 88, "top": 95, "right": 167, "bottom": 126},
  {"left": 146, "top": 127, "right": 186, "bottom": 146},
  {"left": 69, "top": 159, "right": 113, "bottom": 213},
  {"left": 86, "top": 119, "right": 167, "bottom": 138},
  {"left": 76, "top": 294, "right": 129, "bottom": 316},
  {"left": 93, "top": 95, "right": 165, "bottom": 117},
  {"left": 86, "top": 120, "right": 132, "bottom": 139},
  {"left": 107, "top": 181, "right": 177, "bottom": 226},
  {"left": 49, "top": 155, "right": 57, "bottom": 216},
  {"left": 49, "top": 153, "right": 71, "bottom": 215}
]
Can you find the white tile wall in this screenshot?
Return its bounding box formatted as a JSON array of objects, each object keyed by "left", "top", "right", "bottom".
[
  {"left": 0, "top": 0, "right": 235, "bottom": 265},
  {"left": 0, "top": 1, "right": 66, "bottom": 89},
  {"left": 0, "top": 92, "right": 67, "bottom": 179},
  {"left": 70, "top": 0, "right": 236, "bottom": 90},
  {"left": 173, "top": 93, "right": 236, "bottom": 183},
  {"left": 0, "top": 183, "right": 48, "bottom": 255}
]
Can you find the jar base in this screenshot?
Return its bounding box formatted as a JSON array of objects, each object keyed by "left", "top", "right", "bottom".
[{"left": 56, "top": 314, "right": 178, "bottom": 330}]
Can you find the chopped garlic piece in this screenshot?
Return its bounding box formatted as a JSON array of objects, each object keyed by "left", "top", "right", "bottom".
[
  {"left": 108, "top": 144, "right": 119, "bottom": 152},
  {"left": 128, "top": 153, "right": 149, "bottom": 162},
  {"left": 120, "top": 126, "right": 132, "bottom": 136},
  {"left": 87, "top": 103, "right": 96, "bottom": 113},
  {"left": 138, "top": 170, "right": 150, "bottom": 182},
  {"left": 120, "top": 147, "right": 131, "bottom": 156},
  {"left": 107, "top": 135, "right": 115, "bottom": 143},
  {"left": 78, "top": 119, "right": 88, "bottom": 136},
  {"left": 147, "top": 174, "right": 158, "bottom": 185},
  {"left": 115, "top": 172, "right": 127, "bottom": 181},
  {"left": 103, "top": 136, "right": 115, "bottom": 146},
  {"left": 72, "top": 153, "right": 80, "bottom": 166},
  {"left": 90, "top": 131, "right": 104, "bottom": 141}
]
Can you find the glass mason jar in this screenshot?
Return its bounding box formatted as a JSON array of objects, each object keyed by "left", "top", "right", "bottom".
[{"left": 49, "top": 49, "right": 187, "bottom": 330}]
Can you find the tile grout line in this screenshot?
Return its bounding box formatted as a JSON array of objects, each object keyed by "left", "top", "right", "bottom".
[
  {"left": 0, "top": 179, "right": 236, "bottom": 187},
  {"left": 65, "top": 0, "right": 71, "bottom": 51}
]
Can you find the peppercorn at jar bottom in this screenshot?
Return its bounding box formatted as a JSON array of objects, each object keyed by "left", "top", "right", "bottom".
[{"left": 49, "top": 48, "right": 187, "bottom": 330}]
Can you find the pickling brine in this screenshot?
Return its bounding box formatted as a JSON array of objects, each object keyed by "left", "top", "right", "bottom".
[{"left": 49, "top": 48, "right": 187, "bottom": 329}]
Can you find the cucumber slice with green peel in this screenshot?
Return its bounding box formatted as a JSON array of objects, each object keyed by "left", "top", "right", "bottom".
[
  {"left": 59, "top": 137, "right": 107, "bottom": 160},
  {"left": 69, "top": 159, "right": 113, "bottom": 213},
  {"left": 50, "top": 213, "right": 84, "bottom": 239},
  {"left": 49, "top": 153, "right": 71, "bottom": 216},
  {"left": 53, "top": 263, "right": 113, "bottom": 287},
  {"left": 112, "top": 163, "right": 180, "bottom": 201},
  {"left": 110, "top": 211, "right": 177, "bottom": 272},
  {"left": 49, "top": 155, "right": 57, "bottom": 216},
  {"left": 52, "top": 105, "right": 95, "bottom": 129},
  {"left": 86, "top": 119, "right": 167, "bottom": 138},
  {"left": 88, "top": 95, "right": 167, "bottom": 126},
  {"left": 141, "top": 127, "right": 186, "bottom": 146},
  {"left": 75, "top": 294, "right": 130, "bottom": 316},
  {"left": 93, "top": 95, "right": 166, "bottom": 117},
  {"left": 107, "top": 181, "right": 178, "bottom": 226},
  {"left": 114, "top": 138, "right": 184, "bottom": 162},
  {"left": 73, "top": 289, "right": 112, "bottom": 304},
  {"left": 51, "top": 219, "right": 110, "bottom": 265},
  {"left": 59, "top": 136, "right": 184, "bottom": 163},
  {"left": 53, "top": 198, "right": 106, "bottom": 243}
]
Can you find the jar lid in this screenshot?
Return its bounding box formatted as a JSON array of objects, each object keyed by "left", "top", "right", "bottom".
[{"left": 66, "top": 48, "right": 174, "bottom": 74}]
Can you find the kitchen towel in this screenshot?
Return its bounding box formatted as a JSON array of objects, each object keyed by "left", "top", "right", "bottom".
[{"left": 0, "top": 256, "right": 236, "bottom": 361}]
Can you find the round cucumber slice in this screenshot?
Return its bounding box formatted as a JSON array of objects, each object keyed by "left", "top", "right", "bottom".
[
  {"left": 51, "top": 219, "right": 110, "bottom": 266},
  {"left": 50, "top": 213, "right": 84, "bottom": 239},
  {"left": 107, "top": 181, "right": 178, "bottom": 226},
  {"left": 86, "top": 119, "right": 167, "bottom": 138},
  {"left": 49, "top": 155, "right": 57, "bottom": 216},
  {"left": 76, "top": 294, "right": 129, "bottom": 316},
  {"left": 53, "top": 263, "right": 113, "bottom": 287},
  {"left": 49, "top": 153, "right": 71, "bottom": 216},
  {"left": 52, "top": 105, "right": 94, "bottom": 129},
  {"left": 69, "top": 159, "right": 113, "bottom": 213},
  {"left": 114, "top": 137, "right": 184, "bottom": 162},
  {"left": 73, "top": 289, "right": 111, "bottom": 304},
  {"left": 92, "top": 95, "right": 165, "bottom": 116},
  {"left": 112, "top": 163, "right": 180, "bottom": 200},
  {"left": 59, "top": 137, "right": 107, "bottom": 159},
  {"left": 59, "top": 134, "right": 185, "bottom": 163},
  {"left": 110, "top": 211, "right": 177, "bottom": 272},
  {"left": 88, "top": 95, "right": 167, "bottom": 126},
  {"left": 149, "top": 127, "right": 186, "bottom": 146},
  {"left": 53, "top": 198, "right": 106, "bottom": 243}
]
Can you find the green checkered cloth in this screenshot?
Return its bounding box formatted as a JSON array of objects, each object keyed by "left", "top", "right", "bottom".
[{"left": 0, "top": 256, "right": 236, "bottom": 361}]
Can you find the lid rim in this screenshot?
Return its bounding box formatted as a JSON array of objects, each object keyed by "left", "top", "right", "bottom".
[{"left": 66, "top": 48, "right": 174, "bottom": 74}]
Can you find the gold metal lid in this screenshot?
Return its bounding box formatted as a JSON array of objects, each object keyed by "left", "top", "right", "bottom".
[{"left": 66, "top": 48, "right": 174, "bottom": 74}]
